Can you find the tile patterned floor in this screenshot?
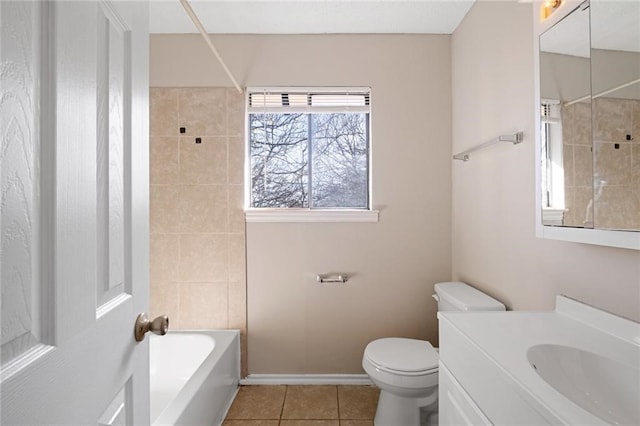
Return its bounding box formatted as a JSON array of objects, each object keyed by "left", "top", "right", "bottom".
[{"left": 223, "top": 385, "right": 379, "bottom": 426}]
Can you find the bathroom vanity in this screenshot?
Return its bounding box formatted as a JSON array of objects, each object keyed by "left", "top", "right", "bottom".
[{"left": 438, "top": 296, "right": 640, "bottom": 425}]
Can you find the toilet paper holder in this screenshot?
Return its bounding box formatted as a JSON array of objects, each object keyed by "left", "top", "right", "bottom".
[{"left": 317, "top": 274, "right": 348, "bottom": 283}]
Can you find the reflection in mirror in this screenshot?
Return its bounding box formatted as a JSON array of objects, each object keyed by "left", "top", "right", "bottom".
[
  {"left": 590, "top": 0, "right": 640, "bottom": 231},
  {"left": 539, "top": 2, "right": 592, "bottom": 227}
]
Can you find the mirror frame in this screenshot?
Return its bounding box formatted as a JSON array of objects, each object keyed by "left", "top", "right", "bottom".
[{"left": 533, "top": 0, "right": 640, "bottom": 250}]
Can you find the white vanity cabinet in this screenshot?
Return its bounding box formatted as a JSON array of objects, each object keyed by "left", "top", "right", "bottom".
[
  {"left": 438, "top": 316, "right": 554, "bottom": 425},
  {"left": 437, "top": 296, "right": 640, "bottom": 426},
  {"left": 439, "top": 363, "right": 492, "bottom": 425}
]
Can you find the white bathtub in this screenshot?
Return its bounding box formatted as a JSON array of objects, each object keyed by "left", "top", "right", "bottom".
[{"left": 150, "top": 330, "right": 240, "bottom": 425}]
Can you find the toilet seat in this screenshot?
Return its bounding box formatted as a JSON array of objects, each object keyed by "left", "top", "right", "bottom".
[{"left": 364, "top": 338, "right": 439, "bottom": 376}]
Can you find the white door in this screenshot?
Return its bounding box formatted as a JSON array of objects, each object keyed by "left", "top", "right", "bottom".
[{"left": 1, "top": 0, "right": 151, "bottom": 424}]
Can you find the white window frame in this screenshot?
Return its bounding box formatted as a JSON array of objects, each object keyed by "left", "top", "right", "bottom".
[{"left": 244, "top": 86, "right": 378, "bottom": 223}]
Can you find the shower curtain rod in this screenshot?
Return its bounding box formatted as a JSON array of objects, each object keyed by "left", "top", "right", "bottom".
[
  {"left": 563, "top": 77, "right": 640, "bottom": 107},
  {"left": 179, "top": 0, "right": 243, "bottom": 94}
]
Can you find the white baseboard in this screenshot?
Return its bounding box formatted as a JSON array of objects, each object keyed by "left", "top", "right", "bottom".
[{"left": 240, "top": 374, "right": 373, "bottom": 386}]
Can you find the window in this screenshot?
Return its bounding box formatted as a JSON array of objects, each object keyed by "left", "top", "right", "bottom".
[{"left": 247, "top": 88, "right": 371, "bottom": 214}]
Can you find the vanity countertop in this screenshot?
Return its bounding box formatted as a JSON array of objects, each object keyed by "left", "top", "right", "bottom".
[{"left": 438, "top": 296, "right": 640, "bottom": 425}]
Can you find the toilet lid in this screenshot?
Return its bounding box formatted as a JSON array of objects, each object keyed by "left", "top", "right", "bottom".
[{"left": 364, "top": 338, "right": 438, "bottom": 373}]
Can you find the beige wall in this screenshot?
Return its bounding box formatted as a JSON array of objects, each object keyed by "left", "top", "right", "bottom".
[
  {"left": 148, "top": 87, "right": 248, "bottom": 373},
  {"left": 151, "top": 34, "right": 453, "bottom": 374},
  {"left": 451, "top": 2, "right": 640, "bottom": 320}
]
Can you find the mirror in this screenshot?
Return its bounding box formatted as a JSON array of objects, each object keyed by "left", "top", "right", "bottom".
[
  {"left": 590, "top": 0, "right": 640, "bottom": 231},
  {"left": 539, "top": 2, "right": 592, "bottom": 228},
  {"left": 539, "top": 0, "right": 640, "bottom": 232}
]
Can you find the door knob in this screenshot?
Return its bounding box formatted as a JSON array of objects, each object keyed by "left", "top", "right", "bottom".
[{"left": 134, "top": 313, "right": 169, "bottom": 342}]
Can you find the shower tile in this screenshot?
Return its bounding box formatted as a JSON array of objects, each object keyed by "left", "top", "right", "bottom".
[
  {"left": 150, "top": 137, "right": 179, "bottom": 184},
  {"left": 593, "top": 98, "right": 633, "bottom": 142},
  {"left": 227, "top": 88, "right": 245, "bottom": 138},
  {"left": 150, "top": 88, "right": 179, "bottom": 136},
  {"left": 179, "top": 234, "right": 228, "bottom": 282},
  {"left": 229, "top": 185, "right": 246, "bottom": 234},
  {"left": 150, "top": 233, "right": 179, "bottom": 283},
  {"left": 228, "top": 281, "right": 246, "bottom": 330},
  {"left": 282, "top": 386, "right": 338, "bottom": 420},
  {"left": 179, "top": 88, "right": 226, "bottom": 136},
  {"left": 632, "top": 145, "right": 640, "bottom": 187},
  {"left": 179, "top": 137, "right": 227, "bottom": 184},
  {"left": 229, "top": 137, "right": 245, "bottom": 185},
  {"left": 594, "top": 142, "right": 632, "bottom": 186},
  {"left": 563, "top": 187, "right": 576, "bottom": 227},
  {"left": 228, "top": 234, "right": 247, "bottom": 282},
  {"left": 150, "top": 281, "right": 180, "bottom": 329},
  {"left": 574, "top": 186, "right": 594, "bottom": 228},
  {"left": 573, "top": 145, "right": 593, "bottom": 187},
  {"left": 564, "top": 102, "right": 592, "bottom": 146},
  {"left": 150, "top": 185, "right": 180, "bottom": 233},
  {"left": 179, "top": 185, "right": 228, "bottom": 233},
  {"left": 594, "top": 186, "right": 640, "bottom": 230},
  {"left": 179, "top": 282, "right": 228, "bottom": 328},
  {"left": 225, "top": 386, "right": 286, "bottom": 420},
  {"left": 337, "top": 386, "right": 379, "bottom": 420},
  {"left": 563, "top": 144, "right": 574, "bottom": 188}
]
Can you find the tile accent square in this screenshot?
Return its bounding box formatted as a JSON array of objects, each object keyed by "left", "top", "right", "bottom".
[
  {"left": 282, "top": 386, "right": 339, "bottom": 420},
  {"left": 226, "top": 386, "right": 286, "bottom": 420}
]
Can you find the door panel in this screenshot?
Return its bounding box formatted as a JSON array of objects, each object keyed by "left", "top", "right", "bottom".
[
  {"left": 0, "top": 0, "right": 48, "bottom": 368},
  {"left": 1, "top": 0, "right": 150, "bottom": 423}
]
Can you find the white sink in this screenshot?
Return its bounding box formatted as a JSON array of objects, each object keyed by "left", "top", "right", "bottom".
[{"left": 527, "top": 344, "right": 640, "bottom": 425}]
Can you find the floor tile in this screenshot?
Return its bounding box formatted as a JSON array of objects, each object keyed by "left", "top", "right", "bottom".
[
  {"left": 339, "top": 421, "right": 374, "bottom": 426},
  {"left": 280, "top": 421, "right": 340, "bottom": 426},
  {"left": 282, "top": 386, "right": 339, "bottom": 420},
  {"left": 222, "top": 421, "right": 279, "bottom": 426},
  {"left": 337, "top": 386, "right": 379, "bottom": 420},
  {"left": 225, "top": 386, "right": 286, "bottom": 419}
]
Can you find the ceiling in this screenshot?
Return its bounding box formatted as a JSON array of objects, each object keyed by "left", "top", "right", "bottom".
[{"left": 149, "top": 0, "right": 476, "bottom": 34}]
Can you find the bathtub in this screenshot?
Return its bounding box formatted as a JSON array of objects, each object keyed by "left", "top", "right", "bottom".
[{"left": 150, "top": 330, "right": 240, "bottom": 425}]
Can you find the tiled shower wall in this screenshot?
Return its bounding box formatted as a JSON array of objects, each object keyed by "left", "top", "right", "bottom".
[
  {"left": 149, "top": 87, "right": 247, "bottom": 373},
  {"left": 562, "top": 97, "right": 640, "bottom": 229}
]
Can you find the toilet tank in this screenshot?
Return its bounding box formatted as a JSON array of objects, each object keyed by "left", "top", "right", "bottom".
[{"left": 434, "top": 281, "right": 505, "bottom": 312}]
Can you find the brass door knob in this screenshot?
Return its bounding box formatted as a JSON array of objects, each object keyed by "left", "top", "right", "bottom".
[{"left": 134, "top": 313, "right": 169, "bottom": 342}]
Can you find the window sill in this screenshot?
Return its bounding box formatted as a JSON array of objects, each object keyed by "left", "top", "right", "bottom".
[{"left": 245, "top": 209, "right": 379, "bottom": 223}]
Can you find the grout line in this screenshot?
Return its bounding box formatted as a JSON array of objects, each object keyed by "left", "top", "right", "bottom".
[
  {"left": 335, "top": 385, "right": 341, "bottom": 421},
  {"left": 280, "top": 385, "right": 288, "bottom": 421}
]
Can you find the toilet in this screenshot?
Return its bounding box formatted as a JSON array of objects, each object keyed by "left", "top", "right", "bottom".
[{"left": 362, "top": 281, "right": 505, "bottom": 426}]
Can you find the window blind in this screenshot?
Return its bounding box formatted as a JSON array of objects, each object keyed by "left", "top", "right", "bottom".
[{"left": 247, "top": 87, "right": 371, "bottom": 113}]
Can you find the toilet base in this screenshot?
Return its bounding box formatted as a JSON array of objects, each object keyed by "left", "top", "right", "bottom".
[{"left": 374, "top": 389, "right": 438, "bottom": 426}]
